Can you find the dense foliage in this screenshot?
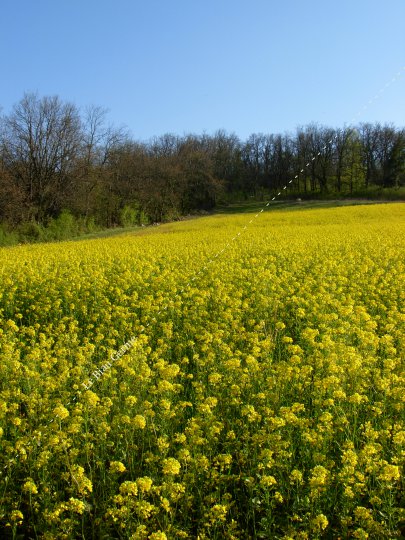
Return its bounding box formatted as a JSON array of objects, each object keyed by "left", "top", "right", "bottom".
[
  {"left": 1, "top": 93, "right": 404, "bottom": 238},
  {"left": 0, "top": 203, "right": 404, "bottom": 538}
]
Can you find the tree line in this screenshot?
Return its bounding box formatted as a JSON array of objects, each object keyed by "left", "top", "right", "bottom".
[{"left": 1, "top": 93, "right": 404, "bottom": 234}]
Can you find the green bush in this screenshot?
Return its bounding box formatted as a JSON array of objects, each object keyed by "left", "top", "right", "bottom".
[
  {"left": 0, "top": 224, "right": 19, "bottom": 246},
  {"left": 17, "top": 221, "right": 44, "bottom": 243},
  {"left": 45, "top": 210, "right": 79, "bottom": 240},
  {"left": 164, "top": 208, "right": 182, "bottom": 221},
  {"left": 0, "top": 212, "right": 102, "bottom": 247},
  {"left": 138, "top": 209, "right": 150, "bottom": 225},
  {"left": 84, "top": 216, "right": 98, "bottom": 233},
  {"left": 119, "top": 205, "right": 138, "bottom": 227},
  {"left": 119, "top": 204, "right": 150, "bottom": 227}
]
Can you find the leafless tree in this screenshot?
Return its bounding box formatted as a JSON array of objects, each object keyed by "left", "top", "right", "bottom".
[{"left": 1, "top": 93, "right": 81, "bottom": 222}]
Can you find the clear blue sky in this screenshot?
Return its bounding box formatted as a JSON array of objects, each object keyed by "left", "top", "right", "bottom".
[{"left": 1, "top": 0, "right": 404, "bottom": 141}]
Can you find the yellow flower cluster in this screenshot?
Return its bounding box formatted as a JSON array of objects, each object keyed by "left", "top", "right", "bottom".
[{"left": 0, "top": 203, "right": 404, "bottom": 538}]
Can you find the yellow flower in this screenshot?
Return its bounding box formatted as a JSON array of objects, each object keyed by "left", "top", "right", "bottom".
[
  {"left": 53, "top": 405, "right": 69, "bottom": 420},
  {"left": 136, "top": 477, "right": 153, "bottom": 493},
  {"left": 1, "top": 201, "right": 404, "bottom": 539},
  {"left": 309, "top": 465, "right": 330, "bottom": 497},
  {"left": 174, "top": 433, "right": 187, "bottom": 444},
  {"left": 393, "top": 431, "right": 405, "bottom": 445},
  {"left": 311, "top": 514, "right": 329, "bottom": 531},
  {"left": 133, "top": 415, "right": 147, "bottom": 429},
  {"left": 6, "top": 320, "right": 19, "bottom": 332},
  {"left": 162, "top": 457, "right": 181, "bottom": 475},
  {"left": 214, "top": 454, "right": 232, "bottom": 468},
  {"left": 378, "top": 464, "right": 400, "bottom": 483},
  {"left": 135, "top": 500, "right": 156, "bottom": 519},
  {"left": 149, "top": 532, "right": 167, "bottom": 540},
  {"left": 260, "top": 475, "right": 277, "bottom": 487},
  {"left": 67, "top": 497, "right": 86, "bottom": 514},
  {"left": 22, "top": 479, "right": 38, "bottom": 495},
  {"left": 353, "top": 528, "right": 369, "bottom": 539},
  {"left": 126, "top": 395, "right": 138, "bottom": 406},
  {"left": 110, "top": 461, "right": 126, "bottom": 473},
  {"left": 289, "top": 469, "right": 303, "bottom": 484},
  {"left": 208, "top": 372, "right": 222, "bottom": 384},
  {"left": 130, "top": 525, "right": 148, "bottom": 539},
  {"left": 83, "top": 390, "right": 100, "bottom": 407},
  {"left": 160, "top": 497, "right": 170, "bottom": 512},
  {"left": 71, "top": 465, "right": 93, "bottom": 495},
  {"left": 119, "top": 481, "right": 138, "bottom": 496},
  {"left": 349, "top": 393, "right": 365, "bottom": 405},
  {"left": 178, "top": 448, "right": 191, "bottom": 462},
  {"left": 157, "top": 436, "right": 170, "bottom": 452},
  {"left": 354, "top": 506, "right": 373, "bottom": 522},
  {"left": 344, "top": 486, "right": 355, "bottom": 498},
  {"left": 206, "top": 504, "right": 227, "bottom": 523},
  {"left": 10, "top": 510, "right": 24, "bottom": 524}
]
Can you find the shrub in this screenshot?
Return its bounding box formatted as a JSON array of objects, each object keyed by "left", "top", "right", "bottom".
[
  {"left": 17, "top": 221, "right": 44, "bottom": 242},
  {"left": 0, "top": 224, "right": 19, "bottom": 246},
  {"left": 119, "top": 205, "right": 138, "bottom": 228}
]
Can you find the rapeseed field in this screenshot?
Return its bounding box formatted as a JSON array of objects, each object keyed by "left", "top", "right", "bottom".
[{"left": 0, "top": 203, "right": 404, "bottom": 539}]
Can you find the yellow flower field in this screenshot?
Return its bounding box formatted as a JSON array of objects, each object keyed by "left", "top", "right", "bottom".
[{"left": 0, "top": 203, "right": 404, "bottom": 539}]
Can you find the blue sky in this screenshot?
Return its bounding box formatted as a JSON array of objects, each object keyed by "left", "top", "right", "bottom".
[{"left": 1, "top": 0, "right": 404, "bottom": 140}]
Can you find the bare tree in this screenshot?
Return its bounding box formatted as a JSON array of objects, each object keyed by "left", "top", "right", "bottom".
[
  {"left": 334, "top": 127, "right": 354, "bottom": 192},
  {"left": 71, "top": 105, "right": 127, "bottom": 219},
  {"left": 0, "top": 161, "right": 27, "bottom": 224},
  {"left": 375, "top": 124, "right": 405, "bottom": 187},
  {"left": 358, "top": 123, "right": 380, "bottom": 188},
  {"left": 1, "top": 93, "right": 81, "bottom": 222}
]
